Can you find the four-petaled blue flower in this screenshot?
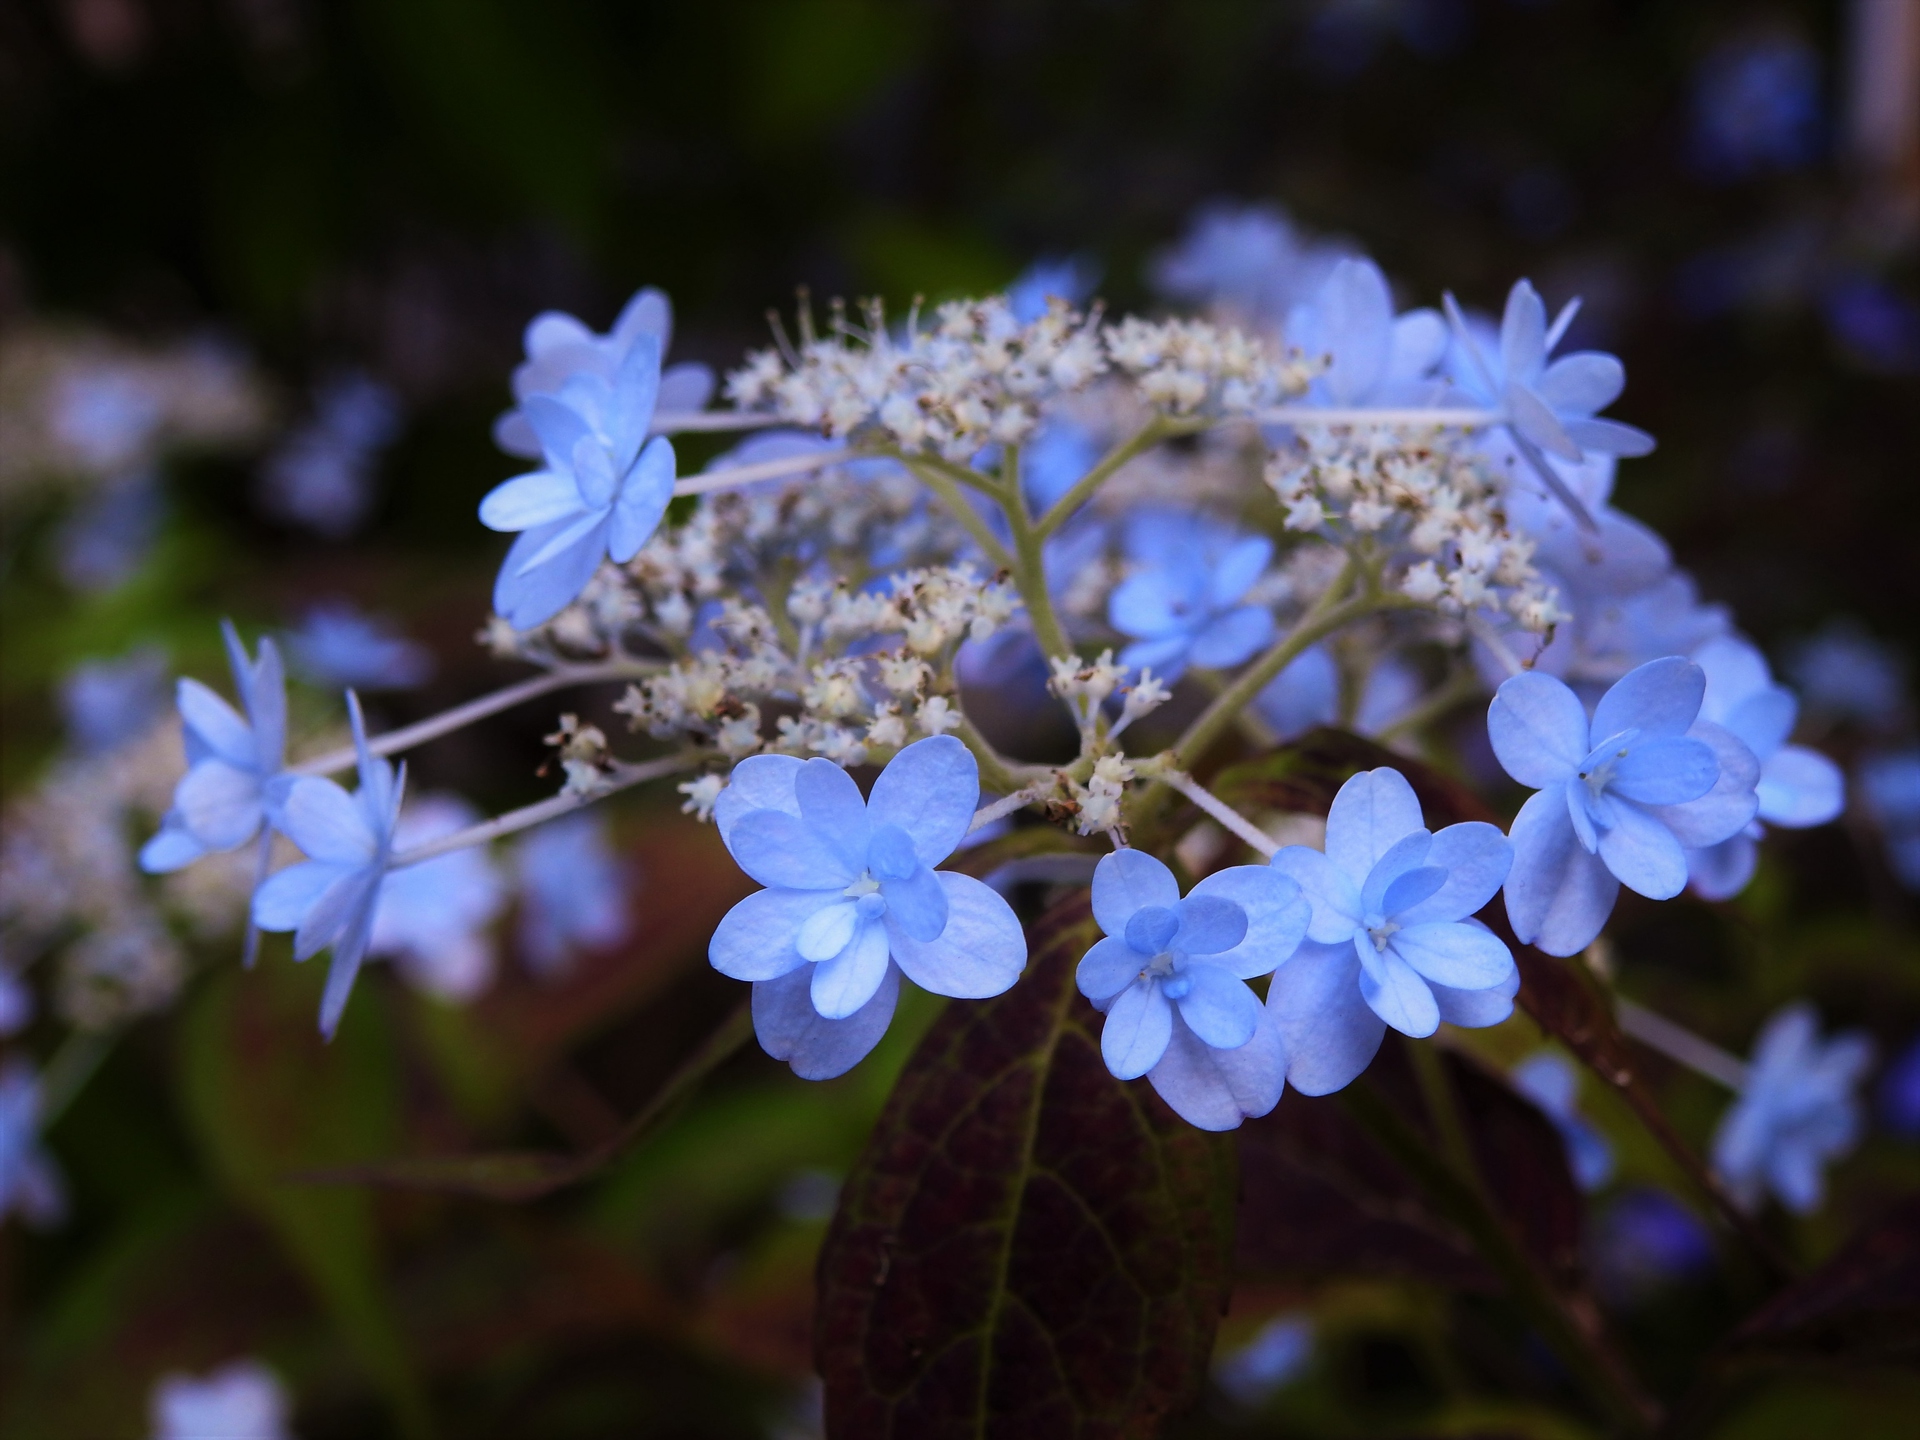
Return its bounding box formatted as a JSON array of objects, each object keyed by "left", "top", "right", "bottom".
[
  {"left": 1712, "top": 1002, "right": 1873, "bottom": 1215},
  {"left": 1076, "top": 850, "right": 1308, "bottom": 1131},
  {"left": 1685, "top": 636, "right": 1846, "bottom": 899},
  {"left": 141, "top": 622, "right": 289, "bottom": 877},
  {"left": 709, "top": 736, "right": 1026, "bottom": 1080},
  {"left": 1511, "top": 1050, "right": 1615, "bottom": 1191},
  {"left": 251, "top": 692, "right": 404, "bottom": 1037},
  {"left": 1490, "top": 657, "right": 1759, "bottom": 957},
  {"left": 1108, "top": 511, "right": 1275, "bottom": 683},
  {"left": 479, "top": 333, "right": 678, "bottom": 630},
  {"left": 1268, "top": 768, "right": 1519, "bottom": 1095},
  {"left": 1286, "top": 257, "right": 1447, "bottom": 408}
]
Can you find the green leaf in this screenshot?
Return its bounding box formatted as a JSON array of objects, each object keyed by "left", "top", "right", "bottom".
[
  {"left": 176, "top": 962, "right": 434, "bottom": 1440},
  {"left": 815, "top": 895, "right": 1238, "bottom": 1437}
]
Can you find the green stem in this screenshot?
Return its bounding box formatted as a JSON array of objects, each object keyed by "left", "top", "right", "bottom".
[
  {"left": 1340, "top": 1077, "right": 1660, "bottom": 1435},
  {"left": 904, "top": 459, "right": 1015, "bottom": 571},
  {"left": 38, "top": 1027, "right": 117, "bottom": 1127},
  {"left": 999, "top": 448, "right": 1075, "bottom": 662},
  {"left": 952, "top": 713, "right": 1045, "bottom": 796},
  {"left": 1035, "top": 417, "right": 1182, "bottom": 539},
  {"left": 1374, "top": 664, "right": 1482, "bottom": 744}
]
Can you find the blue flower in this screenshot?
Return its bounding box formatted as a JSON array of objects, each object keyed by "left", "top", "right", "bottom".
[
  {"left": 1285, "top": 256, "right": 1447, "bottom": 408},
  {"left": 141, "top": 624, "right": 289, "bottom": 878},
  {"left": 708, "top": 737, "right": 1026, "bottom": 1079},
  {"left": 1789, "top": 621, "right": 1908, "bottom": 728},
  {"left": 1108, "top": 511, "right": 1274, "bottom": 682},
  {"left": 493, "top": 286, "right": 715, "bottom": 458},
  {"left": 150, "top": 1360, "right": 292, "bottom": 1440},
  {"left": 1688, "top": 34, "right": 1822, "bottom": 181},
  {"left": 478, "top": 334, "right": 678, "bottom": 630},
  {"left": 1151, "top": 202, "right": 1346, "bottom": 331},
  {"left": 1590, "top": 1188, "right": 1715, "bottom": 1304},
  {"left": 1268, "top": 768, "right": 1518, "bottom": 1094},
  {"left": 1007, "top": 254, "right": 1100, "bottom": 325},
  {"left": 368, "top": 795, "right": 506, "bottom": 1002},
  {"left": 1214, "top": 1313, "right": 1314, "bottom": 1406},
  {"left": 0, "top": 965, "right": 31, "bottom": 1037},
  {"left": 1860, "top": 748, "right": 1920, "bottom": 890},
  {"left": 1685, "top": 637, "right": 1845, "bottom": 899},
  {"left": 285, "top": 603, "right": 434, "bottom": 691},
  {"left": 60, "top": 647, "right": 169, "bottom": 755},
  {"left": 1, "top": 1061, "right": 64, "bottom": 1228},
  {"left": 257, "top": 371, "right": 402, "bottom": 538},
  {"left": 1490, "top": 657, "right": 1759, "bottom": 956},
  {"left": 1879, "top": 1034, "right": 1920, "bottom": 1139},
  {"left": 514, "top": 812, "right": 631, "bottom": 977},
  {"left": 1076, "top": 849, "right": 1307, "bottom": 1130},
  {"left": 1712, "top": 1003, "right": 1873, "bottom": 1214},
  {"left": 1253, "top": 644, "right": 1422, "bottom": 741},
  {"left": 1511, "top": 1050, "right": 1615, "bottom": 1191},
  {"left": 1020, "top": 416, "right": 1103, "bottom": 512},
  {"left": 251, "top": 693, "right": 403, "bottom": 1037}
]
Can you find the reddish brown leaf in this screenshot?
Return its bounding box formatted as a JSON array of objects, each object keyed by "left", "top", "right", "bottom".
[
  {"left": 1726, "top": 1198, "right": 1920, "bottom": 1362},
  {"left": 815, "top": 896, "right": 1238, "bottom": 1440}
]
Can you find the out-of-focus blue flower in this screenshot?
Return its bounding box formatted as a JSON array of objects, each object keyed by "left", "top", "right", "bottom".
[
  {"left": 479, "top": 332, "right": 677, "bottom": 630},
  {"left": 1859, "top": 748, "right": 1920, "bottom": 890},
  {"left": 257, "top": 371, "right": 402, "bottom": 538},
  {"left": 1253, "top": 645, "right": 1423, "bottom": 741},
  {"left": 1214, "top": 1312, "right": 1314, "bottom": 1406},
  {"left": 369, "top": 795, "right": 505, "bottom": 1002},
  {"left": 1108, "top": 512, "right": 1274, "bottom": 682},
  {"left": 1688, "top": 33, "right": 1822, "bottom": 181},
  {"left": 51, "top": 364, "right": 164, "bottom": 471},
  {"left": 1491, "top": 658, "right": 1758, "bottom": 956},
  {"left": 1590, "top": 1188, "right": 1715, "bottom": 1304},
  {"left": 494, "top": 286, "right": 714, "bottom": 459},
  {"left": 0, "top": 1060, "right": 64, "bottom": 1229},
  {"left": 59, "top": 647, "right": 170, "bottom": 755},
  {"left": 1076, "top": 849, "right": 1306, "bottom": 1129},
  {"left": 1822, "top": 275, "right": 1920, "bottom": 375},
  {"left": 1007, "top": 254, "right": 1101, "bottom": 325},
  {"left": 1269, "top": 768, "right": 1517, "bottom": 1094},
  {"left": 1685, "top": 636, "right": 1844, "bottom": 899},
  {"left": 1712, "top": 1002, "right": 1872, "bottom": 1214},
  {"left": 1790, "top": 622, "right": 1907, "bottom": 728},
  {"left": 708, "top": 738, "right": 1026, "bottom": 1079},
  {"left": 142, "top": 625, "right": 288, "bottom": 890},
  {"left": 0, "top": 963, "right": 32, "bottom": 1036},
  {"left": 1879, "top": 1035, "right": 1920, "bottom": 1139},
  {"left": 1285, "top": 256, "right": 1447, "bottom": 407},
  {"left": 1151, "top": 202, "right": 1349, "bottom": 332},
  {"left": 55, "top": 469, "right": 163, "bottom": 592},
  {"left": 149, "top": 1360, "right": 292, "bottom": 1440},
  {"left": 251, "top": 693, "right": 402, "bottom": 1037},
  {"left": 1020, "top": 417, "right": 1103, "bottom": 512},
  {"left": 514, "top": 811, "right": 630, "bottom": 977},
  {"left": 285, "top": 603, "right": 434, "bottom": 691},
  {"left": 1511, "top": 1050, "right": 1615, "bottom": 1190}
]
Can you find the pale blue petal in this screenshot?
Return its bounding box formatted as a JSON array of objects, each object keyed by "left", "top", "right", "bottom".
[
  {"left": 1266, "top": 939, "right": 1385, "bottom": 1095},
  {"left": 1108, "top": 571, "right": 1188, "bottom": 639},
  {"left": 606, "top": 332, "right": 663, "bottom": 466},
  {"left": 1355, "top": 940, "right": 1440, "bottom": 1037},
  {"left": 1757, "top": 746, "right": 1843, "bottom": 828},
  {"left": 880, "top": 864, "right": 948, "bottom": 942},
  {"left": 175, "top": 760, "right": 263, "bottom": 851},
  {"left": 797, "top": 898, "right": 861, "bottom": 963},
  {"left": 522, "top": 393, "right": 592, "bottom": 467},
  {"left": 1609, "top": 735, "right": 1718, "bottom": 805},
  {"left": 1380, "top": 865, "right": 1447, "bottom": 919},
  {"left": 1591, "top": 656, "right": 1704, "bottom": 741},
  {"left": 794, "top": 758, "right": 870, "bottom": 872},
  {"left": 243, "top": 634, "right": 287, "bottom": 770},
  {"left": 1208, "top": 536, "right": 1273, "bottom": 608},
  {"left": 866, "top": 734, "right": 977, "bottom": 867},
  {"left": 608, "top": 435, "right": 676, "bottom": 562},
  {"left": 1508, "top": 381, "right": 1583, "bottom": 460},
  {"left": 1172, "top": 895, "right": 1248, "bottom": 956},
  {"left": 295, "top": 866, "right": 380, "bottom": 962},
  {"left": 176, "top": 678, "right": 253, "bottom": 767},
  {"left": 1268, "top": 845, "right": 1361, "bottom": 944},
  {"left": 1358, "top": 832, "right": 1435, "bottom": 919},
  {"left": 478, "top": 470, "right": 586, "bottom": 532},
  {"left": 1503, "top": 785, "right": 1621, "bottom": 956},
  {"left": 713, "top": 754, "right": 804, "bottom": 842},
  {"left": 1393, "top": 821, "right": 1511, "bottom": 925},
  {"left": 318, "top": 905, "right": 375, "bottom": 1039},
  {"left": 1430, "top": 950, "right": 1520, "bottom": 1028},
  {"left": 493, "top": 515, "right": 609, "bottom": 629},
  {"left": 139, "top": 820, "right": 206, "bottom": 874},
  {"left": 1078, "top": 934, "right": 1144, "bottom": 1003},
  {"left": 1596, "top": 800, "right": 1689, "bottom": 899},
  {"left": 1725, "top": 687, "right": 1796, "bottom": 761},
  {"left": 1563, "top": 417, "right": 1655, "bottom": 457},
  {"left": 887, "top": 872, "right": 1024, "bottom": 998},
  {"left": 1117, "top": 634, "right": 1193, "bottom": 681},
  {"left": 251, "top": 860, "right": 348, "bottom": 932},
  {"left": 277, "top": 775, "right": 377, "bottom": 866},
  {"left": 1188, "top": 606, "right": 1275, "bottom": 670},
  {"left": 1102, "top": 979, "right": 1174, "bottom": 1080},
  {"left": 1147, "top": 1005, "right": 1287, "bottom": 1131},
  {"left": 752, "top": 961, "right": 899, "bottom": 1080},
  {"left": 1092, "top": 848, "right": 1180, "bottom": 936},
  {"left": 1189, "top": 866, "right": 1309, "bottom": 977},
  {"left": 1647, "top": 721, "right": 1760, "bottom": 848},
  {"left": 1488, "top": 671, "right": 1588, "bottom": 787},
  {"left": 515, "top": 505, "right": 609, "bottom": 572},
  {"left": 1687, "top": 833, "right": 1757, "bottom": 901},
  {"left": 708, "top": 887, "right": 830, "bottom": 980},
  {"left": 1325, "top": 767, "right": 1426, "bottom": 883},
  {"left": 1316, "top": 258, "right": 1394, "bottom": 404},
  {"left": 726, "top": 809, "right": 858, "bottom": 890},
  {"left": 1389, "top": 921, "right": 1514, "bottom": 990},
  {"left": 1254, "top": 644, "right": 1338, "bottom": 740},
  {"left": 1499, "top": 279, "right": 1548, "bottom": 381},
  {"left": 1536, "top": 352, "right": 1624, "bottom": 416},
  {"left": 1174, "top": 961, "right": 1262, "bottom": 1050},
  {"left": 810, "top": 919, "right": 892, "bottom": 1018}
]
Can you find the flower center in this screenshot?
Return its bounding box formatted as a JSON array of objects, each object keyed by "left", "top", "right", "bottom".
[
  {"left": 844, "top": 873, "right": 881, "bottom": 899},
  {"left": 1364, "top": 913, "right": 1401, "bottom": 952}
]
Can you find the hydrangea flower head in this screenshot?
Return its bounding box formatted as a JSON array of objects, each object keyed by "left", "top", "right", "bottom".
[
  {"left": 1268, "top": 768, "right": 1518, "bottom": 1094},
  {"left": 1685, "top": 636, "right": 1844, "bottom": 899},
  {"left": 1490, "top": 657, "right": 1759, "bottom": 956},
  {"left": 1076, "top": 849, "right": 1307, "bottom": 1130},
  {"left": 1511, "top": 1049, "right": 1615, "bottom": 1190},
  {"left": 1285, "top": 256, "right": 1447, "bottom": 407},
  {"left": 0, "top": 1061, "right": 65, "bottom": 1228},
  {"left": 1712, "top": 1002, "right": 1873, "bottom": 1214},
  {"left": 250, "top": 692, "right": 403, "bottom": 1036},
  {"left": 708, "top": 736, "right": 1025, "bottom": 1079},
  {"left": 141, "top": 623, "right": 288, "bottom": 875},
  {"left": 150, "top": 1360, "right": 293, "bottom": 1440},
  {"left": 479, "top": 332, "right": 677, "bottom": 630},
  {"left": 1108, "top": 510, "right": 1274, "bottom": 682}
]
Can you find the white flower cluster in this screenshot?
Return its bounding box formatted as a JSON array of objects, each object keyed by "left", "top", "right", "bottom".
[
  {"left": 725, "top": 298, "right": 1107, "bottom": 463},
  {"left": 1268, "top": 429, "right": 1567, "bottom": 634},
  {"left": 1103, "top": 316, "right": 1309, "bottom": 417},
  {"left": 615, "top": 564, "right": 1020, "bottom": 770}
]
